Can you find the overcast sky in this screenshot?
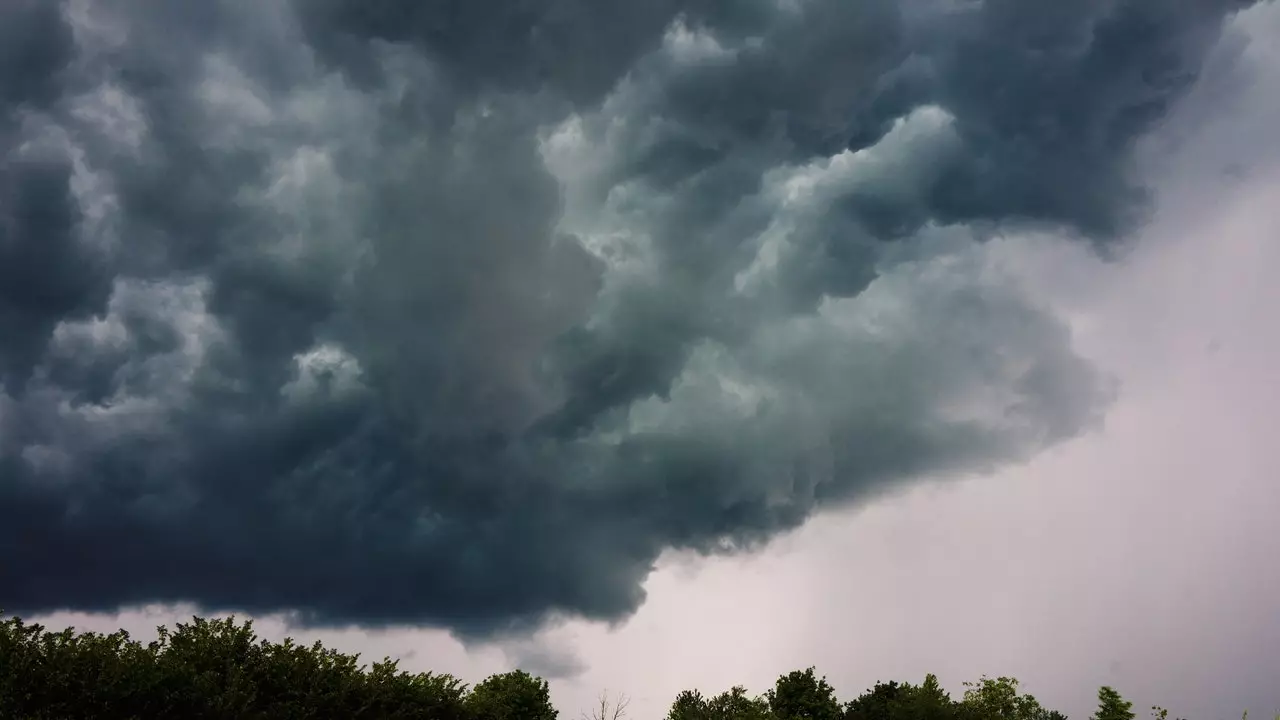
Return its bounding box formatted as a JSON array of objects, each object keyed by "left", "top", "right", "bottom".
[{"left": 8, "top": 1, "right": 1280, "bottom": 718}]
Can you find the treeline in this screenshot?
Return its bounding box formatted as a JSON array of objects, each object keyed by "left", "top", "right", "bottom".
[
  {"left": 0, "top": 612, "right": 1217, "bottom": 720},
  {"left": 1, "top": 613, "right": 555, "bottom": 720},
  {"left": 667, "top": 668, "right": 1140, "bottom": 720}
]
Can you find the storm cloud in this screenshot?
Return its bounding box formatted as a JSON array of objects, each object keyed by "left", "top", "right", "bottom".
[{"left": 0, "top": 0, "right": 1262, "bottom": 636}]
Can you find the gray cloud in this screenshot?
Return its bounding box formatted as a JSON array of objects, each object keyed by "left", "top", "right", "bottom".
[{"left": 0, "top": 0, "right": 1260, "bottom": 636}]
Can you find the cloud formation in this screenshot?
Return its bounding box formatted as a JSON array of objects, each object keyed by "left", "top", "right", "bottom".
[{"left": 0, "top": 0, "right": 1260, "bottom": 636}]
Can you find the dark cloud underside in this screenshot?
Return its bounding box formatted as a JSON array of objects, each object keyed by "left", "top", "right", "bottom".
[{"left": 0, "top": 0, "right": 1261, "bottom": 636}]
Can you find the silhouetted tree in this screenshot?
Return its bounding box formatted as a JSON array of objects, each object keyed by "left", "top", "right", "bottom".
[
  {"left": 583, "top": 689, "right": 631, "bottom": 720},
  {"left": 709, "top": 686, "right": 773, "bottom": 720},
  {"left": 668, "top": 689, "right": 714, "bottom": 720},
  {"left": 0, "top": 611, "right": 470, "bottom": 720},
  {"left": 5, "top": 611, "right": 1255, "bottom": 720},
  {"left": 846, "top": 674, "right": 960, "bottom": 720},
  {"left": 768, "top": 668, "right": 843, "bottom": 720},
  {"left": 959, "top": 676, "right": 1065, "bottom": 720},
  {"left": 1091, "top": 687, "right": 1134, "bottom": 720},
  {"left": 468, "top": 670, "right": 559, "bottom": 720}
]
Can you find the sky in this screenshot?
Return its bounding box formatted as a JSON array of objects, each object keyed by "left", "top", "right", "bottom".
[{"left": 4, "top": 0, "right": 1280, "bottom": 718}]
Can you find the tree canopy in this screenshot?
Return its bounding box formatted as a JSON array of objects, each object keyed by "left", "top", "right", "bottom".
[
  {"left": 0, "top": 611, "right": 1263, "bottom": 720},
  {"left": 0, "top": 612, "right": 542, "bottom": 720}
]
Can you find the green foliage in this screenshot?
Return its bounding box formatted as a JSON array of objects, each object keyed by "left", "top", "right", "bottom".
[
  {"left": 844, "top": 674, "right": 962, "bottom": 720},
  {"left": 668, "top": 689, "right": 713, "bottom": 720},
  {"left": 1091, "top": 687, "right": 1134, "bottom": 720},
  {"left": 1, "top": 611, "right": 470, "bottom": 720},
  {"left": 768, "top": 668, "right": 843, "bottom": 720},
  {"left": 1149, "top": 705, "right": 1181, "bottom": 720},
  {"left": 710, "top": 686, "right": 774, "bottom": 720},
  {"left": 468, "top": 670, "right": 559, "bottom": 720},
  {"left": 667, "top": 686, "right": 772, "bottom": 720},
  {"left": 4, "top": 611, "right": 1269, "bottom": 720},
  {"left": 958, "top": 676, "right": 1064, "bottom": 720}
]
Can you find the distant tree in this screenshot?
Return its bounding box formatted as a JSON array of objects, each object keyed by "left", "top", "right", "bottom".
[
  {"left": 668, "top": 685, "right": 774, "bottom": 720},
  {"left": 845, "top": 680, "right": 907, "bottom": 720},
  {"left": 914, "top": 674, "right": 963, "bottom": 720},
  {"left": 768, "top": 668, "right": 843, "bottom": 720},
  {"left": 8, "top": 609, "right": 1245, "bottom": 720},
  {"left": 1149, "top": 704, "right": 1191, "bottom": 720},
  {"left": 467, "top": 670, "right": 558, "bottom": 720},
  {"left": 845, "top": 674, "right": 960, "bottom": 720},
  {"left": 1090, "top": 687, "right": 1134, "bottom": 720},
  {"left": 709, "top": 686, "right": 774, "bottom": 720},
  {"left": 0, "top": 611, "right": 473, "bottom": 720},
  {"left": 668, "top": 689, "right": 714, "bottom": 720},
  {"left": 959, "top": 676, "right": 1065, "bottom": 720}
]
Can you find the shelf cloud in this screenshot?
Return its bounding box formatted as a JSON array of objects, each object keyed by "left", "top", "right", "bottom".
[{"left": 0, "top": 0, "right": 1262, "bottom": 636}]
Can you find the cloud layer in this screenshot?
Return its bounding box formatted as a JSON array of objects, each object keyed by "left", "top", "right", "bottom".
[{"left": 0, "top": 0, "right": 1260, "bottom": 636}]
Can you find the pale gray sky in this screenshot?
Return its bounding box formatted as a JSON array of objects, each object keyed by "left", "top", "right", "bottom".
[{"left": 25, "top": 3, "right": 1280, "bottom": 720}]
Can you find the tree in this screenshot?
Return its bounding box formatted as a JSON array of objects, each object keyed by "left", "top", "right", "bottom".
[
  {"left": 709, "top": 686, "right": 774, "bottom": 720},
  {"left": 0, "top": 611, "right": 473, "bottom": 720},
  {"left": 467, "top": 670, "right": 558, "bottom": 720},
  {"left": 914, "top": 674, "right": 963, "bottom": 720},
  {"left": 584, "top": 689, "right": 631, "bottom": 720},
  {"left": 845, "top": 674, "right": 961, "bottom": 720},
  {"left": 1091, "top": 687, "right": 1134, "bottom": 720},
  {"left": 959, "top": 676, "right": 1064, "bottom": 720},
  {"left": 1150, "top": 705, "right": 1187, "bottom": 720},
  {"left": 845, "top": 680, "right": 907, "bottom": 720},
  {"left": 668, "top": 689, "right": 713, "bottom": 720},
  {"left": 6, "top": 609, "right": 1251, "bottom": 720},
  {"left": 769, "top": 668, "right": 843, "bottom": 720}
]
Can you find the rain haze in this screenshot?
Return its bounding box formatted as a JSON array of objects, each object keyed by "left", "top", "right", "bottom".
[{"left": 3, "top": 0, "right": 1279, "bottom": 718}]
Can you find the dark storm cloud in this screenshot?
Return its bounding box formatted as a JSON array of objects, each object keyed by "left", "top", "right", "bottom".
[{"left": 0, "top": 0, "right": 1260, "bottom": 635}]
